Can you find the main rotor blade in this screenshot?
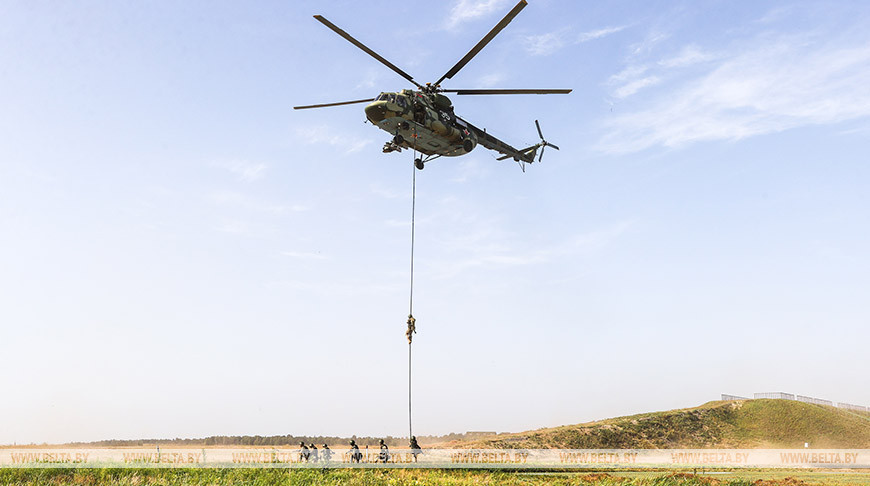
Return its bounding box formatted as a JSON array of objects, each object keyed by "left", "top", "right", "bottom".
[
  {"left": 313, "top": 15, "right": 422, "bottom": 89},
  {"left": 442, "top": 89, "right": 572, "bottom": 95},
  {"left": 535, "top": 119, "right": 544, "bottom": 139},
  {"left": 434, "top": 0, "right": 527, "bottom": 86},
  {"left": 293, "top": 98, "right": 374, "bottom": 110}
]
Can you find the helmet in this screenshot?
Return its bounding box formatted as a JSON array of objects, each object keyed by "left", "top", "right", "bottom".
[
  {"left": 379, "top": 439, "right": 385, "bottom": 444},
  {"left": 299, "top": 442, "right": 305, "bottom": 446}
]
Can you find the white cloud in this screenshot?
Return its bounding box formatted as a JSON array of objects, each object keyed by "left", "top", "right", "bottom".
[
  {"left": 384, "top": 219, "right": 409, "bottom": 228},
  {"left": 608, "top": 66, "right": 659, "bottom": 100},
  {"left": 612, "top": 76, "right": 660, "bottom": 99},
  {"left": 208, "top": 191, "right": 309, "bottom": 215},
  {"left": 215, "top": 220, "right": 250, "bottom": 235},
  {"left": 609, "top": 65, "right": 649, "bottom": 84},
  {"left": 450, "top": 157, "right": 492, "bottom": 183},
  {"left": 577, "top": 25, "right": 626, "bottom": 43},
  {"left": 838, "top": 123, "right": 870, "bottom": 136},
  {"left": 598, "top": 33, "right": 870, "bottom": 153},
  {"left": 281, "top": 251, "right": 327, "bottom": 260},
  {"left": 446, "top": 0, "right": 512, "bottom": 29},
  {"left": 369, "top": 183, "right": 404, "bottom": 199},
  {"left": 354, "top": 69, "right": 380, "bottom": 91},
  {"left": 658, "top": 45, "right": 715, "bottom": 68},
  {"left": 296, "top": 126, "right": 372, "bottom": 154},
  {"left": 524, "top": 25, "right": 627, "bottom": 56},
  {"left": 266, "top": 279, "right": 399, "bottom": 297},
  {"left": 477, "top": 72, "right": 505, "bottom": 87},
  {"left": 525, "top": 29, "right": 568, "bottom": 56},
  {"left": 220, "top": 160, "right": 267, "bottom": 182},
  {"left": 629, "top": 32, "right": 670, "bottom": 57},
  {"left": 429, "top": 220, "right": 634, "bottom": 279}
]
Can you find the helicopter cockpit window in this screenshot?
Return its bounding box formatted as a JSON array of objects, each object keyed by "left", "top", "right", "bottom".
[
  {"left": 396, "top": 95, "right": 406, "bottom": 108},
  {"left": 377, "top": 93, "right": 390, "bottom": 101}
]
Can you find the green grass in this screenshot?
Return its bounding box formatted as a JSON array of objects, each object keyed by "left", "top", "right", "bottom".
[
  {"left": 2, "top": 468, "right": 870, "bottom": 486},
  {"left": 467, "top": 400, "right": 870, "bottom": 449},
  {"left": 728, "top": 401, "right": 870, "bottom": 448}
]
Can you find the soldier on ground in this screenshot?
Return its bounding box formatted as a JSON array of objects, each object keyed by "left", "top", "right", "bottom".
[
  {"left": 378, "top": 438, "right": 390, "bottom": 463},
  {"left": 409, "top": 436, "right": 422, "bottom": 462},
  {"left": 298, "top": 442, "right": 309, "bottom": 462},
  {"left": 322, "top": 444, "right": 333, "bottom": 464},
  {"left": 309, "top": 443, "right": 319, "bottom": 463},
  {"left": 349, "top": 440, "right": 361, "bottom": 463}
]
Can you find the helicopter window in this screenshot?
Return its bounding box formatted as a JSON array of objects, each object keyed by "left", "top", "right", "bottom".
[
  {"left": 388, "top": 94, "right": 397, "bottom": 103},
  {"left": 377, "top": 93, "right": 390, "bottom": 101},
  {"left": 396, "top": 96, "right": 407, "bottom": 108}
]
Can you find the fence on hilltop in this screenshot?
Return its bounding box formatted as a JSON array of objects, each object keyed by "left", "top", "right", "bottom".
[{"left": 719, "top": 392, "right": 868, "bottom": 412}]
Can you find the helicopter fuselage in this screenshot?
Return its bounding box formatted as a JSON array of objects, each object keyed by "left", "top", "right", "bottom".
[{"left": 364, "top": 89, "right": 477, "bottom": 157}]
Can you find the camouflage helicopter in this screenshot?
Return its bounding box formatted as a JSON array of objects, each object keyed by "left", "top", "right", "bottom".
[{"left": 294, "top": 0, "right": 571, "bottom": 170}]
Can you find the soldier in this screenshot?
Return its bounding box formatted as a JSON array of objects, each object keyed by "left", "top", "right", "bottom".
[
  {"left": 309, "top": 443, "right": 319, "bottom": 463},
  {"left": 409, "top": 436, "right": 422, "bottom": 462},
  {"left": 322, "top": 444, "right": 333, "bottom": 464},
  {"left": 406, "top": 314, "right": 416, "bottom": 343},
  {"left": 378, "top": 438, "right": 390, "bottom": 463},
  {"left": 298, "top": 441, "right": 309, "bottom": 462},
  {"left": 413, "top": 103, "right": 425, "bottom": 124},
  {"left": 349, "top": 439, "right": 361, "bottom": 463}
]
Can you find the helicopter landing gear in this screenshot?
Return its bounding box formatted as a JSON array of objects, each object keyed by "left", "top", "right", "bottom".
[
  {"left": 413, "top": 153, "right": 441, "bottom": 168},
  {"left": 393, "top": 134, "right": 405, "bottom": 145}
]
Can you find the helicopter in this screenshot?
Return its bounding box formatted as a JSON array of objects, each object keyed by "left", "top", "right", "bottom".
[{"left": 294, "top": 0, "right": 571, "bottom": 170}]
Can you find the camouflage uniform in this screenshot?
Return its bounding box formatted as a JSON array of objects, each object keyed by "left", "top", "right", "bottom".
[
  {"left": 349, "top": 440, "right": 361, "bottom": 463},
  {"left": 378, "top": 439, "right": 390, "bottom": 463},
  {"left": 409, "top": 436, "right": 422, "bottom": 461},
  {"left": 406, "top": 314, "right": 416, "bottom": 343}
]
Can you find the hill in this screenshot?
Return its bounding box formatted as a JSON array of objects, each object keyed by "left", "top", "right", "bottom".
[{"left": 463, "top": 399, "right": 870, "bottom": 449}]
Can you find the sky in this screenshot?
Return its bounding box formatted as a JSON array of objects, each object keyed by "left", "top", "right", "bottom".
[{"left": 1, "top": 0, "right": 869, "bottom": 445}]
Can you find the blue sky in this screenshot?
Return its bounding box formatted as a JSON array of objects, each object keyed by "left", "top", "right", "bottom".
[{"left": 1, "top": 0, "right": 869, "bottom": 444}]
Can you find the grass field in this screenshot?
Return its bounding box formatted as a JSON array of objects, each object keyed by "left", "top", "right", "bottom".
[
  {"left": 2, "top": 469, "right": 869, "bottom": 486},
  {"left": 469, "top": 400, "right": 870, "bottom": 449}
]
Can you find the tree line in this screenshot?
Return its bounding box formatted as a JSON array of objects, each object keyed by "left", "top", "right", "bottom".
[{"left": 65, "top": 432, "right": 480, "bottom": 448}]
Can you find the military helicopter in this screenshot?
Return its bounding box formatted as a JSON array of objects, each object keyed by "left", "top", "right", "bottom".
[{"left": 294, "top": 0, "right": 571, "bottom": 170}]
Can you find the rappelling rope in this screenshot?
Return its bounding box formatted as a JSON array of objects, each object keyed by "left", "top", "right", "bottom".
[{"left": 406, "top": 131, "right": 418, "bottom": 440}]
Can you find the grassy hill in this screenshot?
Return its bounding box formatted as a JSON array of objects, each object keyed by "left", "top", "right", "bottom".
[{"left": 463, "top": 399, "right": 870, "bottom": 449}]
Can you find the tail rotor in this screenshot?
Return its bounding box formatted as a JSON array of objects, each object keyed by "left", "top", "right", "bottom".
[
  {"left": 534, "top": 119, "right": 559, "bottom": 162},
  {"left": 496, "top": 119, "right": 561, "bottom": 171}
]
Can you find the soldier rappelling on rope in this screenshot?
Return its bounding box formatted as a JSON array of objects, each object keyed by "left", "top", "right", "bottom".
[{"left": 406, "top": 314, "right": 416, "bottom": 343}]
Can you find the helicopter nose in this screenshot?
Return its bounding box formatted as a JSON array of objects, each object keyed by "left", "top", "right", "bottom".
[{"left": 365, "top": 101, "right": 387, "bottom": 123}]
